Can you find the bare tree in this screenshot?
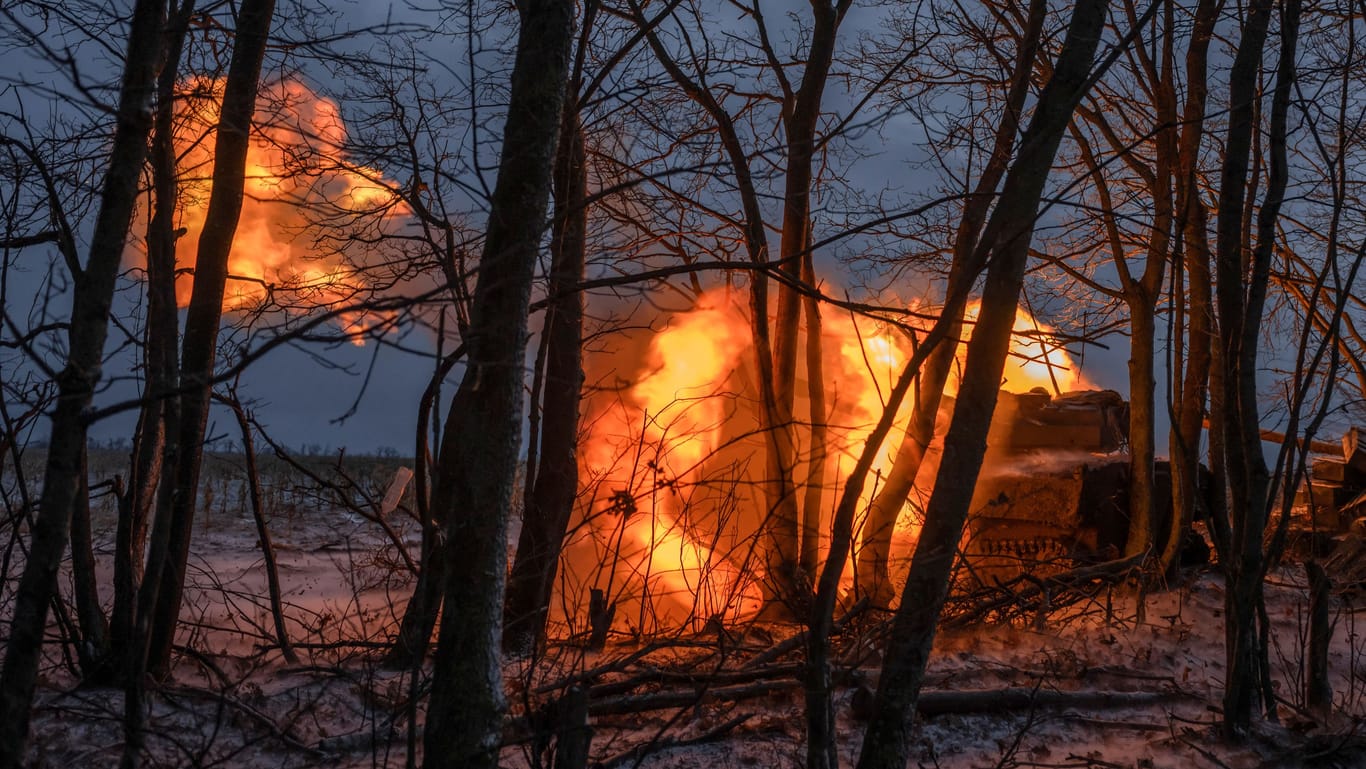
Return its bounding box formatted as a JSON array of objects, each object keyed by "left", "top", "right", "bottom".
[
  {"left": 626, "top": 0, "right": 862, "bottom": 611},
  {"left": 856, "top": 0, "right": 1048, "bottom": 605},
  {"left": 1213, "top": 0, "right": 1300, "bottom": 736},
  {"left": 1061, "top": 0, "right": 1179, "bottom": 563},
  {"left": 856, "top": 2, "right": 1112, "bottom": 765},
  {"left": 501, "top": 6, "right": 597, "bottom": 653},
  {"left": 1163, "top": 0, "right": 1220, "bottom": 575},
  {"left": 0, "top": 0, "right": 165, "bottom": 763},
  {"left": 503, "top": 99, "right": 588, "bottom": 656},
  {"left": 107, "top": 0, "right": 197, "bottom": 683},
  {"left": 137, "top": 0, "right": 278, "bottom": 678},
  {"left": 421, "top": 0, "right": 574, "bottom": 765}
]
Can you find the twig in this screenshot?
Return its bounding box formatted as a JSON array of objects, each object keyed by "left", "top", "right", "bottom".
[
  {"left": 742, "top": 598, "right": 868, "bottom": 669},
  {"left": 1060, "top": 714, "right": 1170, "bottom": 732},
  {"left": 160, "top": 684, "right": 324, "bottom": 757},
  {"left": 594, "top": 712, "right": 754, "bottom": 769}
]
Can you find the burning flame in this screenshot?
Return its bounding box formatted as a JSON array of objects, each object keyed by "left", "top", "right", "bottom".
[
  {"left": 568, "top": 289, "right": 1092, "bottom": 633},
  {"left": 129, "top": 77, "right": 406, "bottom": 343},
  {"left": 954, "top": 301, "right": 1092, "bottom": 395},
  {"left": 578, "top": 292, "right": 764, "bottom": 630}
]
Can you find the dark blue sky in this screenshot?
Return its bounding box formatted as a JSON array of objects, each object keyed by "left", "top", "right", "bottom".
[{"left": 1, "top": 0, "right": 1154, "bottom": 457}]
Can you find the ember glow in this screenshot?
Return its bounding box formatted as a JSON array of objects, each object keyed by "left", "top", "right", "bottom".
[
  {"left": 956, "top": 301, "right": 1093, "bottom": 396},
  {"left": 566, "top": 289, "right": 1091, "bottom": 632},
  {"left": 130, "top": 77, "right": 405, "bottom": 342},
  {"left": 576, "top": 292, "right": 764, "bottom": 631}
]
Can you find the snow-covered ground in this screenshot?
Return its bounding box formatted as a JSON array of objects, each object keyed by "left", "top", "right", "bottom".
[{"left": 12, "top": 462, "right": 1366, "bottom": 768}]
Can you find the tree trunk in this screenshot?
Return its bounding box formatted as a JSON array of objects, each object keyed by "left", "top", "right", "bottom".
[
  {"left": 223, "top": 395, "right": 297, "bottom": 664},
  {"left": 110, "top": 0, "right": 195, "bottom": 674},
  {"left": 1066, "top": 0, "right": 1176, "bottom": 566},
  {"left": 1122, "top": 66, "right": 1177, "bottom": 564},
  {"left": 0, "top": 1, "right": 165, "bottom": 763},
  {"left": 1214, "top": 0, "right": 1298, "bottom": 737},
  {"left": 1306, "top": 559, "right": 1332, "bottom": 714},
  {"left": 856, "top": 3, "right": 1109, "bottom": 766},
  {"left": 762, "top": 0, "right": 849, "bottom": 609},
  {"left": 799, "top": 252, "right": 827, "bottom": 579},
  {"left": 140, "top": 0, "right": 277, "bottom": 677},
  {"left": 1206, "top": 326, "right": 1231, "bottom": 556},
  {"left": 383, "top": 351, "right": 461, "bottom": 668},
  {"left": 504, "top": 105, "right": 587, "bottom": 655},
  {"left": 1125, "top": 295, "right": 1158, "bottom": 558},
  {"left": 69, "top": 445, "right": 111, "bottom": 677},
  {"left": 630, "top": 0, "right": 815, "bottom": 612},
  {"left": 855, "top": 0, "right": 1047, "bottom": 606},
  {"left": 1162, "top": 0, "right": 1218, "bottom": 576},
  {"left": 803, "top": 338, "right": 925, "bottom": 769},
  {"left": 422, "top": 0, "right": 574, "bottom": 766}
]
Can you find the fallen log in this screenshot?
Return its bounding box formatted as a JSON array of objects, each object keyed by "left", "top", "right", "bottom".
[
  {"left": 1201, "top": 419, "right": 1339, "bottom": 455},
  {"left": 582, "top": 681, "right": 1187, "bottom": 720},
  {"left": 588, "top": 680, "right": 793, "bottom": 717},
  {"left": 585, "top": 662, "right": 803, "bottom": 701},
  {"left": 916, "top": 687, "right": 1184, "bottom": 716}
]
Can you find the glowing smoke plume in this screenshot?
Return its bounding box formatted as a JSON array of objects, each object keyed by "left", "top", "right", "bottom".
[{"left": 129, "top": 77, "right": 406, "bottom": 342}]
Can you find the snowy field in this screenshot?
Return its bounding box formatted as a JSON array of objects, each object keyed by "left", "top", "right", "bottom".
[{"left": 9, "top": 452, "right": 1366, "bottom": 768}]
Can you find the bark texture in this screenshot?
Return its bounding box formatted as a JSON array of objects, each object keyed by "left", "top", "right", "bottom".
[
  {"left": 140, "top": 0, "right": 277, "bottom": 677},
  {"left": 856, "top": 3, "right": 1108, "bottom": 765},
  {"left": 421, "top": 0, "right": 574, "bottom": 765},
  {"left": 0, "top": 0, "right": 165, "bottom": 762},
  {"left": 504, "top": 105, "right": 587, "bottom": 654}
]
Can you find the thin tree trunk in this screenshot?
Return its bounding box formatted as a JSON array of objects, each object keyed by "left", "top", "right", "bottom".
[
  {"left": 803, "top": 321, "right": 927, "bottom": 769},
  {"left": 141, "top": 0, "right": 277, "bottom": 677},
  {"left": 855, "top": 0, "right": 1047, "bottom": 606},
  {"left": 1162, "top": 0, "right": 1218, "bottom": 575},
  {"left": 856, "top": 4, "right": 1109, "bottom": 765},
  {"left": 1126, "top": 297, "right": 1159, "bottom": 558},
  {"left": 799, "top": 251, "right": 827, "bottom": 579},
  {"left": 422, "top": 0, "right": 574, "bottom": 766},
  {"left": 1065, "top": 0, "right": 1175, "bottom": 565},
  {"left": 1214, "top": 0, "right": 1298, "bottom": 736},
  {"left": 223, "top": 395, "right": 297, "bottom": 664},
  {"left": 1306, "top": 560, "right": 1332, "bottom": 714},
  {"left": 504, "top": 105, "right": 587, "bottom": 655},
  {"left": 629, "top": 0, "right": 803, "bottom": 611},
  {"left": 69, "top": 445, "right": 111, "bottom": 677},
  {"left": 0, "top": 1, "right": 165, "bottom": 763},
  {"left": 384, "top": 350, "right": 461, "bottom": 668},
  {"left": 110, "top": 0, "right": 195, "bottom": 674},
  {"left": 1132, "top": 1, "right": 1179, "bottom": 566},
  {"left": 763, "top": 0, "right": 851, "bottom": 609}
]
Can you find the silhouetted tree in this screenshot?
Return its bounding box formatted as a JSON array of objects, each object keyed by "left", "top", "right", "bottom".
[
  {"left": 1214, "top": 0, "right": 1300, "bottom": 736},
  {"left": 856, "top": 2, "right": 1112, "bottom": 764},
  {"left": 137, "top": 0, "right": 278, "bottom": 678},
  {"left": 422, "top": 0, "right": 574, "bottom": 765},
  {"left": 0, "top": 0, "right": 165, "bottom": 763}
]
